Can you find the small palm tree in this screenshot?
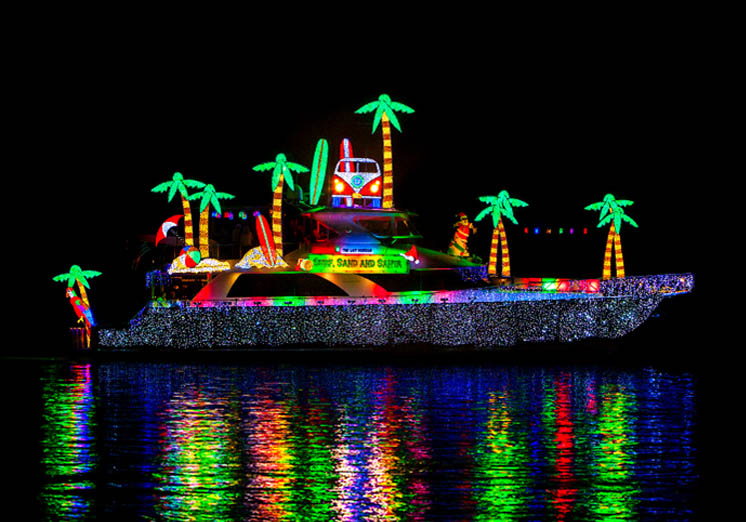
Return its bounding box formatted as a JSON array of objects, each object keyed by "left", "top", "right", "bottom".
[
  {"left": 355, "top": 94, "right": 414, "bottom": 209},
  {"left": 585, "top": 194, "right": 638, "bottom": 279},
  {"left": 187, "top": 184, "right": 235, "bottom": 259},
  {"left": 53, "top": 265, "right": 101, "bottom": 307},
  {"left": 253, "top": 153, "right": 309, "bottom": 257},
  {"left": 151, "top": 172, "right": 206, "bottom": 247},
  {"left": 475, "top": 190, "right": 528, "bottom": 277}
]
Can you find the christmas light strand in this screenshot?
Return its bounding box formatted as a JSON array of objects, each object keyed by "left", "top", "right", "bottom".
[{"left": 98, "top": 291, "right": 688, "bottom": 351}]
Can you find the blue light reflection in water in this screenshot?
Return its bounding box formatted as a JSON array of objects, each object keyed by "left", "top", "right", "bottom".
[{"left": 35, "top": 363, "right": 698, "bottom": 520}]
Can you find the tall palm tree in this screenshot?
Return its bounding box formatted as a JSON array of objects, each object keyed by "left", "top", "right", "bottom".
[
  {"left": 187, "top": 184, "right": 235, "bottom": 259},
  {"left": 252, "top": 153, "right": 309, "bottom": 257},
  {"left": 53, "top": 265, "right": 101, "bottom": 307},
  {"left": 355, "top": 94, "right": 414, "bottom": 209},
  {"left": 151, "top": 172, "right": 206, "bottom": 247},
  {"left": 585, "top": 193, "right": 638, "bottom": 279},
  {"left": 475, "top": 190, "right": 528, "bottom": 277}
]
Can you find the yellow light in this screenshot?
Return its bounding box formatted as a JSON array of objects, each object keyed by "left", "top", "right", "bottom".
[
  {"left": 334, "top": 180, "right": 345, "bottom": 193},
  {"left": 371, "top": 182, "right": 380, "bottom": 194}
]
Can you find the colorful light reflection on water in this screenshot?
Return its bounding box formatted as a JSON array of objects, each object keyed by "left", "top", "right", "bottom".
[{"left": 35, "top": 363, "right": 698, "bottom": 520}]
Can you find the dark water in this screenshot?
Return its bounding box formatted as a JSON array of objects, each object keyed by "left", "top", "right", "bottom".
[{"left": 10, "top": 360, "right": 700, "bottom": 520}]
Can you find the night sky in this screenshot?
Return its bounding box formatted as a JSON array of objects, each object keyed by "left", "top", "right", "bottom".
[{"left": 14, "top": 27, "right": 709, "bottom": 350}]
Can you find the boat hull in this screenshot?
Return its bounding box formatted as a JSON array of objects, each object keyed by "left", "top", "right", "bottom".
[{"left": 99, "top": 293, "right": 665, "bottom": 349}]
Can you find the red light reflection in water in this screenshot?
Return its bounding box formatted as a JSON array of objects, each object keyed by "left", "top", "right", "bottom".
[{"left": 551, "top": 373, "right": 578, "bottom": 520}]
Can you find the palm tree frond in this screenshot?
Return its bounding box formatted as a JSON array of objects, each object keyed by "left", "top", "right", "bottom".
[
  {"left": 390, "top": 101, "right": 415, "bottom": 114},
  {"left": 284, "top": 171, "right": 295, "bottom": 191},
  {"left": 253, "top": 162, "right": 276, "bottom": 172},
  {"left": 474, "top": 207, "right": 492, "bottom": 222},
  {"left": 287, "top": 162, "right": 309, "bottom": 173},
  {"left": 183, "top": 179, "right": 206, "bottom": 189},
  {"left": 510, "top": 198, "right": 529, "bottom": 208},
  {"left": 622, "top": 214, "right": 639, "bottom": 228},
  {"left": 598, "top": 214, "right": 612, "bottom": 227},
  {"left": 151, "top": 181, "right": 171, "bottom": 193},
  {"left": 371, "top": 105, "right": 384, "bottom": 133},
  {"left": 386, "top": 107, "right": 403, "bottom": 132},
  {"left": 355, "top": 101, "right": 379, "bottom": 114}
]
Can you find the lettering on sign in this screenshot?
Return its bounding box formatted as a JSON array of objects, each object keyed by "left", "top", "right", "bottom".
[{"left": 307, "top": 254, "right": 409, "bottom": 274}]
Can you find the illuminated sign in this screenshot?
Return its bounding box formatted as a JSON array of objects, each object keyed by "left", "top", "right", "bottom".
[{"left": 306, "top": 254, "right": 409, "bottom": 274}]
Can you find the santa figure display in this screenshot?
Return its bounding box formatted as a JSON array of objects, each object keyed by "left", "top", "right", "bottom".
[{"left": 447, "top": 213, "right": 477, "bottom": 257}]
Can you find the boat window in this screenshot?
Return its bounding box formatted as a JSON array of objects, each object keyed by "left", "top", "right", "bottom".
[
  {"left": 314, "top": 221, "right": 339, "bottom": 242},
  {"left": 227, "top": 274, "right": 348, "bottom": 297},
  {"left": 395, "top": 217, "right": 413, "bottom": 236},
  {"left": 356, "top": 216, "right": 394, "bottom": 237}
]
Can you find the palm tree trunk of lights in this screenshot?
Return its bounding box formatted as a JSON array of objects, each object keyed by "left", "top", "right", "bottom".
[
  {"left": 614, "top": 227, "right": 625, "bottom": 278},
  {"left": 198, "top": 207, "right": 210, "bottom": 258},
  {"left": 76, "top": 283, "right": 91, "bottom": 308},
  {"left": 272, "top": 174, "right": 284, "bottom": 257},
  {"left": 489, "top": 227, "right": 500, "bottom": 275},
  {"left": 498, "top": 218, "right": 511, "bottom": 277},
  {"left": 602, "top": 222, "right": 625, "bottom": 279},
  {"left": 180, "top": 195, "right": 195, "bottom": 247},
  {"left": 381, "top": 112, "right": 394, "bottom": 208}
]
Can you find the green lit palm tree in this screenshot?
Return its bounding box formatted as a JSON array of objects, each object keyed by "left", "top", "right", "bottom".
[
  {"left": 187, "top": 184, "right": 235, "bottom": 259},
  {"left": 52, "top": 265, "right": 101, "bottom": 307},
  {"left": 355, "top": 94, "right": 414, "bottom": 209},
  {"left": 585, "top": 193, "right": 638, "bottom": 279},
  {"left": 252, "top": 153, "right": 309, "bottom": 257},
  {"left": 151, "top": 172, "right": 206, "bottom": 247},
  {"left": 475, "top": 190, "right": 528, "bottom": 277}
]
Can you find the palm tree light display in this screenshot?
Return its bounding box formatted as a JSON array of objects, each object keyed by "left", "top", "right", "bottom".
[
  {"left": 187, "top": 184, "right": 236, "bottom": 259},
  {"left": 52, "top": 265, "right": 102, "bottom": 308},
  {"left": 252, "top": 153, "right": 309, "bottom": 257},
  {"left": 475, "top": 190, "right": 528, "bottom": 277},
  {"left": 355, "top": 94, "right": 414, "bottom": 209},
  {"left": 151, "top": 172, "right": 206, "bottom": 248},
  {"left": 585, "top": 193, "right": 638, "bottom": 279}
]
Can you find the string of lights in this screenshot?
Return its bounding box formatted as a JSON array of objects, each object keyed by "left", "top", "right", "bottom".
[{"left": 99, "top": 288, "right": 672, "bottom": 349}]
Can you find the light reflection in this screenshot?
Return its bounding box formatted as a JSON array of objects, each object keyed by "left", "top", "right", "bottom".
[
  {"left": 589, "top": 382, "right": 640, "bottom": 519},
  {"left": 550, "top": 373, "right": 578, "bottom": 520},
  {"left": 40, "top": 364, "right": 97, "bottom": 519},
  {"left": 474, "top": 385, "right": 525, "bottom": 521},
  {"left": 33, "top": 364, "right": 698, "bottom": 520},
  {"left": 243, "top": 386, "right": 295, "bottom": 521},
  {"left": 154, "top": 388, "right": 241, "bottom": 521}
]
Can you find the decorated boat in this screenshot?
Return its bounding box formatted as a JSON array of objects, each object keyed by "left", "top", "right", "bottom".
[{"left": 55, "top": 93, "right": 694, "bottom": 350}]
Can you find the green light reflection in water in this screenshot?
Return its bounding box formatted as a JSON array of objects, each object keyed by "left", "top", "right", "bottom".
[{"left": 39, "top": 364, "right": 97, "bottom": 519}]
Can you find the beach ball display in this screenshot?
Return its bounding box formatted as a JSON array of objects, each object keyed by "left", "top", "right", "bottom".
[{"left": 180, "top": 246, "right": 201, "bottom": 268}]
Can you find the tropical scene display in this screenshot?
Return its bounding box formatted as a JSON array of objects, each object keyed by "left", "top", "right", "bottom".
[
  {"left": 474, "top": 191, "right": 529, "bottom": 277},
  {"left": 355, "top": 94, "right": 415, "bottom": 209},
  {"left": 585, "top": 194, "right": 638, "bottom": 280},
  {"left": 54, "top": 94, "right": 673, "bottom": 346}
]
